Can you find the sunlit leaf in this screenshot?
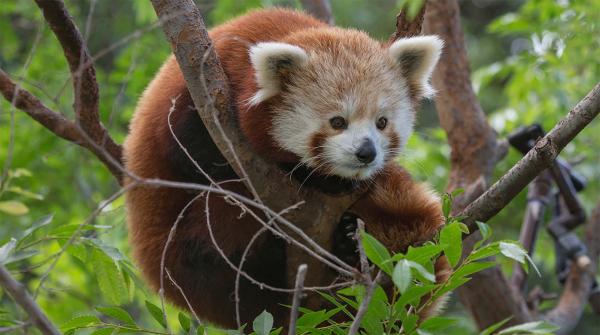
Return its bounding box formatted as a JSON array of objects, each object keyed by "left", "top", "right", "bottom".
[
  {"left": 0, "top": 200, "right": 28, "bottom": 215},
  {"left": 92, "top": 248, "right": 128, "bottom": 305},
  {"left": 60, "top": 315, "right": 100, "bottom": 331},
  {"left": 252, "top": 310, "right": 273, "bottom": 335},
  {"left": 361, "top": 231, "right": 393, "bottom": 275},
  {"left": 96, "top": 306, "right": 136, "bottom": 327},
  {"left": 440, "top": 222, "right": 463, "bottom": 267},
  {"left": 145, "top": 300, "right": 167, "bottom": 329},
  {"left": 393, "top": 260, "right": 413, "bottom": 293},
  {"left": 0, "top": 238, "right": 17, "bottom": 264},
  {"left": 497, "top": 320, "right": 559, "bottom": 334},
  {"left": 479, "top": 317, "right": 511, "bottom": 335}
]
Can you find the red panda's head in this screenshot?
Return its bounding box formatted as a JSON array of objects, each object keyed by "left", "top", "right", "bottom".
[{"left": 246, "top": 29, "right": 443, "bottom": 181}]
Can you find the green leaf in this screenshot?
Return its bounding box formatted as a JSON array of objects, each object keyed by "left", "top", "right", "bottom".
[
  {"left": 498, "top": 242, "right": 526, "bottom": 263},
  {"left": 408, "top": 260, "right": 436, "bottom": 282},
  {"left": 92, "top": 248, "right": 128, "bottom": 305},
  {"left": 477, "top": 221, "right": 492, "bottom": 241},
  {"left": 469, "top": 243, "right": 501, "bottom": 261},
  {"left": 96, "top": 306, "right": 136, "bottom": 327},
  {"left": 0, "top": 200, "right": 28, "bottom": 215},
  {"left": 452, "top": 261, "right": 496, "bottom": 279},
  {"left": 7, "top": 186, "right": 43, "bottom": 200},
  {"left": 18, "top": 214, "right": 53, "bottom": 246},
  {"left": 433, "top": 277, "right": 470, "bottom": 300},
  {"left": 497, "top": 320, "right": 559, "bottom": 334},
  {"left": 179, "top": 312, "right": 191, "bottom": 332},
  {"left": 479, "top": 318, "right": 511, "bottom": 335},
  {"left": 457, "top": 222, "right": 470, "bottom": 234},
  {"left": 60, "top": 315, "right": 100, "bottom": 331},
  {"left": 393, "top": 260, "right": 413, "bottom": 293},
  {"left": 145, "top": 300, "right": 167, "bottom": 329},
  {"left": 90, "top": 328, "right": 115, "bottom": 335},
  {"left": 419, "top": 316, "right": 457, "bottom": 332},
  {"left": 403, "top": 244, "right": 443, "bottom": 265},
  {"left": 440, "top": 222, "right": 463, "bottom": 267},
  {"left": 296, "top": 309, "right": 327, "bottom": 329},
  {"left": 252, "top": 310, "right": 273, "bottom": 335},
  {"left": 361, "top": 231, "right": 393, "bottom": 275},
  {"left": 396, "top": 284, "right": 436, "bottom": 308},
  {"left": 451, "top": 188, "right": 465, "bottom": 197},
  {"left": 442, "top": 193, "right": 452, "bottom": 220},
  {"left": 0, "top": 238, "right": 16, "bottom": 264}
]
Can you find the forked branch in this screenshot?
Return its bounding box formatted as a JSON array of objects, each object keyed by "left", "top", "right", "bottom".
[{"left": 0, "top": 0, "right": 123, "bottom": 182}]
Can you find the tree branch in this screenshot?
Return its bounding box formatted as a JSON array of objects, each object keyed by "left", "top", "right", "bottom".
[
  {"left": 424, "top": 0, "right": 505, "bottom": 196},
  {"left": 461, "top": 83, "right": 600, "bottom": 232},
  {"left": 543, "top": 202, "right": 600, "bottom": 334},
  {"left": 0, "top": 69, "right": 123, "bottom": 181},
  {"left": 423, "top": 0, "right": 524, "bottom": 328},
  {"left": 300, "top": 0, "right": 334, "bottom": 25},
  {"left": 0, "top": 265, "right": 60, "bottom": 335},
  {"left": 0, "top": 0, "right": 123, "bottom": 182},
  {"left": 150, "top": 0, "right": 364, "bottom": 311},
  {"left": 33, "top": 0, "right": 117, "bottom": 153},
  {"left": 388, "top": 2, "right": 427, "bottom": 42}
]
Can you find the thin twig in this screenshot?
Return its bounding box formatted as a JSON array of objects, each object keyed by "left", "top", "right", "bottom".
[
  {"left": 0, "top": 265, "right": 60, "bottom": 335},
  {"left": 165, "top": 268, "right": 202, "bottom": 326},
  {"left": 288, "top": 264, "right": 308, "bottom": 335},
  {"left": 347, "top": 272, "right": 382, "bottom": 335}
]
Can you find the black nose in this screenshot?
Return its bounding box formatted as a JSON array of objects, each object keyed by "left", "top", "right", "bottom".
[{"left": 355, "top": 139, "right": 376, "bottom": 164}]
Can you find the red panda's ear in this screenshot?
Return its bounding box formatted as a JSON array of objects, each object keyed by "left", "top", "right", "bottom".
[
  {"left": 388, "top": 35, "right": 443, "bottom": 99},
  {"left": 248, "top": 42, "right": 308, "bottom": 105}
]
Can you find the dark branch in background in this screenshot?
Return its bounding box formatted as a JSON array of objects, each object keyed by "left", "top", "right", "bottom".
[
  {"left": 33, "top": 0, "right": 120, "bottom": 162},
  {"left": 0, "top": 265, "right": 60, "bottom": 335},
  {"left": 150, "top": 0, "right": 363, "bottom": 314},
  {"left": 300, "top": 0, "right": 334, "bottom": 25},
  {"left": 544, "top": 202, "right": 600, "bottom": 334},
  {"left": 422, "top": 0, "right": 530, "bottom": 328},
  {"left": 424, "top": 0, "right": 506, "bottom": 196}
]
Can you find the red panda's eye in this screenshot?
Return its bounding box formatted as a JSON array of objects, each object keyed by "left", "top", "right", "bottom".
[
  {"left": 329, "top": 116, "right": 347, "bottom": 130},
  {"left": 376, "top": 117, "right": 388, "bottom": 130}
]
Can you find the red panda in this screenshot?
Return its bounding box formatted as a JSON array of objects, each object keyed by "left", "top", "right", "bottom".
[{"left": 124, "top": 8, "right": 448, "bottom": 329}]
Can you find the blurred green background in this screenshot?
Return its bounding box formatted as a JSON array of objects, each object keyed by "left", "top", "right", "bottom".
[{"left": 1, "top": 0, "right": 599, "bottom": 333}]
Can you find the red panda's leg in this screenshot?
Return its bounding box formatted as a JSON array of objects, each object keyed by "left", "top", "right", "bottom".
[{"left": 349, "top": 163, "right": 450, "bottom": 318}]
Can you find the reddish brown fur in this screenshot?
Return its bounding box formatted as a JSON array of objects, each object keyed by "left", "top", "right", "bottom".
[{"left": 124, "top": 8, "right": 447, "bottom": 328}]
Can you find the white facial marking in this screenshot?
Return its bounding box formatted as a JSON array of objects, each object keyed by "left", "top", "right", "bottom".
[
  {"left": 324, "top": 119, "right": 387, "bottom": 179},
  {"left": 271, "top": 103, "right": 320, "bottom": 158},
  {"left": 264, "top": 31, "right": 443, "bottom": 181}
]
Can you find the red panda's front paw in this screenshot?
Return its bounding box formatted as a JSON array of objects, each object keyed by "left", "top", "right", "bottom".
[{"left": 350, "top": 165, "right": 444, "bottom": 253}]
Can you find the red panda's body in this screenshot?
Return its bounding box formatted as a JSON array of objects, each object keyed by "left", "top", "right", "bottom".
[{"left": 124, "top": 8, "right": 448, "bottom": 328}]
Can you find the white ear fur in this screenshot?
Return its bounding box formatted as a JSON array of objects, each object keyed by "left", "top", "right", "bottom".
[
  {"left": 388, "top": 35, "right": 443, "bottom": 99},
  {"left": 248, "top": 42, "right": 308, "bottom": 105}
]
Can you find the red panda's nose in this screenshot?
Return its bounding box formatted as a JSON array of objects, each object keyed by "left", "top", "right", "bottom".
[{"left": 355, "top": 139, "right": 376, "bottom": 164}]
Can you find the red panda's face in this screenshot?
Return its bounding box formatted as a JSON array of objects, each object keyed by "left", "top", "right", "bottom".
[{"left": 249, "top": 31, "right": 443, "bottom": 180}]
